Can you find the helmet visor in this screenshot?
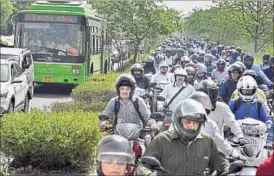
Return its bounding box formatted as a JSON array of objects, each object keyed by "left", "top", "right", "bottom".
[{"left": 97, "top": 152, "right": 133, "bottom": 164}]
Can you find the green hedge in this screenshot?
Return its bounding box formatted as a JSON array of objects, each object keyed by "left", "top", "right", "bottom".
[
  {"left": 0, "top": 111, "right": 101, "bottom": 172},
  {"left": 51, "top": 101, "right": 107, "bottom": 113}
]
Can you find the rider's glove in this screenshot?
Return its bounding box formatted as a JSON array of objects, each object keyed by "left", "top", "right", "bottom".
[
  {"left": 99, "top": 121, "right": 107, "bottom": 131},
  {"left": 238, "top": 137, "right": 249, "bottom": 145}
]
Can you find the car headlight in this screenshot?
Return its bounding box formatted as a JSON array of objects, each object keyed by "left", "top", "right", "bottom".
[{"left": 0, "top": 91, "right": 8, "bottom": 99}]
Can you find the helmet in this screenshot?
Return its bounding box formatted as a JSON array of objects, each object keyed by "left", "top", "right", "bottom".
[
  {"left": 174, "top": 68, "right": 187, "bottom": 77},
  {"left": 216, "top": 59, "right": 226, "bottom": 67},
  {"left": 185, "top": 62, "right": 197, "bottom": 70},
  {"left": 159, "top": 61, "right": 168, "bottom": 68},
  {"left": 263, "top": 54, "right": 270, "bottom": 60},
  {"left": 234, "top": 61, "right": 245, "bottom": 70},
  {"left": 146, "top": 56, "right": 155, "bottom": 62},
  {"left": 115, "top": 74, "right": 136, "bottom": 96},
  {"left": 204, "top": 54, "right": 214, "bottom": 63},
  {"left": 228, "top": 64, "right": 243, "bottom": 78},
  {"left": 189, "top": 91, "right": 212, "bottom": 114},
  {"left": 177, "top": 48, "right": 185, "bottom": 54},
  {"left": 172, "top": 99, "right": 207, "bottom": 141},
  {"left": 185, "top": 66, "right": 196, "bottom": 75},
  {"left": 196, "top": 63, "right": 207, "bottom": 73},
  {"left": 180, "top": 56, "right": 190, "bottom": 62},
  {"left": 165, "top": 47, "right": 172, "bottom": 53},
  {"left": 243, "top": 53, "right": 254, "bottom": 68},
  {"left": 237, "top": 76, "right": 258, "bottom": 101},
  {"left": 190, "top": 54, "right": 199, "bottom": 63},
  {"left": 236, "top": 47, "right": 242, "bottom": 54},
  {"left": 243, "top": 70, "right": 257, "bottom": 79},
  {"left": 269, "top": 56, "right": 274, "bottom": 66},
  {"left": 131, "top": 63, "right": 144, "bottom": 73},
  {"left": 197, "top": 79, "right": 219, "bottom": 107},
  {"left": 96, "top": 135, "right": 134, "bottom": 176},
  {"left": 230, "top": 49, "right": 239, "bottom": 58}
]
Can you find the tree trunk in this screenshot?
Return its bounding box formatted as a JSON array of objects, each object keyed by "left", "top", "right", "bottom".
[{"left": 133, "top": 41, "right": 140, "bottom": 63}]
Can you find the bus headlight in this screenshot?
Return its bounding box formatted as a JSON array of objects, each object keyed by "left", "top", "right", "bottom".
[{"left": 73, "top": 69, "right": 80, "bottom": 74}]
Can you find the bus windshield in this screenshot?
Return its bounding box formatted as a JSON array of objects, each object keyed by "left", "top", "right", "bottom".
[{"left": 16, "top": 21, "right": 85, "bottom": 63}]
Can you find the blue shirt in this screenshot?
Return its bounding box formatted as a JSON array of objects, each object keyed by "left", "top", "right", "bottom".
[{"left": 228, "top": 100, "right": 269, "bottom": 123}]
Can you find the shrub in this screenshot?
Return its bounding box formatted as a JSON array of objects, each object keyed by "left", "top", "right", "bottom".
[
  {"left": 51, "top": 101, "right": 107, "bottom": 113},
  {"left": 0, "top": 110, "right": 102, "bottom": 172}
]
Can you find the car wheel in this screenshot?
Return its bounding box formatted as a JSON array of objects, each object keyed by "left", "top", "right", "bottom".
[
  {"left": 8, "top": 101, "right": 14, "bottom": 113},
  {"left": 23, "top": 95, "right": 30, "bottom": 112}
]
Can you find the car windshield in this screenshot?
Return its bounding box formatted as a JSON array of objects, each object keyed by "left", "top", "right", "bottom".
[{"left": 0, "top": 64, "right": 9, "bottom": 82}]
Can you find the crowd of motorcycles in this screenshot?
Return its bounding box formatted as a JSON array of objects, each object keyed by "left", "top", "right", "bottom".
[{"left": 100, "top": 36, "right": 274, "bottom": 176}]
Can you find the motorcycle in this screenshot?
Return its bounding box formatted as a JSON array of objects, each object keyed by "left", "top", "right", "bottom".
[
  {"left": 232, "top": 118, "right": 269, "bottom": 175},
  {"left": 134, "top": 87, "right": 151, "bottom": 111},
  {"left": 151, "top": 81, "right": 169, "bottom": 113},
  {"left": 140, "top": 156, "right": 245, "bottom": 176}
]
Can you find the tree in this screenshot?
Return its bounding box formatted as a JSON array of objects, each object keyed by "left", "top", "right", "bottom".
[
  {"left": 90, "top": 0, "right": 182, "bottom": 63},
  {"left": 0, "top": 0, "right": 14, "bottom": 34}
]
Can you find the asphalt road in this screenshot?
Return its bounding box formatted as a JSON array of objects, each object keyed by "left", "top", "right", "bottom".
[
  {"left": 30, "top": 84, "right": 73, "bottom": 110},
  {"left": 29, "top": 63, "right": 122, "bottom": 110}
]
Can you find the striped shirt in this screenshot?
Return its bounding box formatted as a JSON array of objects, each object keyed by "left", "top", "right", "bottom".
[{"left": 136, "top": 130, "right": 229, "bottom": 175}]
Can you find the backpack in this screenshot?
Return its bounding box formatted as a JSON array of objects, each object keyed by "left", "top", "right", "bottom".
[
  {"left": 114, "top": 97, "right": 147, "bottom": 128},
  {"left": 232, "top": 98, "right": 262, "bottom": 119}
]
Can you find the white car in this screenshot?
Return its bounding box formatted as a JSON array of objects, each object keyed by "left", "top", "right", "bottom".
[
  {"left": 0, "top": 60, "right": 30, "bottom": 113},
  {"left": 0, "top": 47, "right": 34, "bottom": 99}
]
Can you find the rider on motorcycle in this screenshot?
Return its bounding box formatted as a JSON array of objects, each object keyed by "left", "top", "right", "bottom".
[
  {"left": 230, "top": 70, "right": 267, "bottom": 103},
  {"left": 263, "top": 56, "right": 274, "bottom": 82},
  {"left": 180, "top": 56, "right": 191, "bottom": 68},
  {"left": 259, "top": 53, "right": 270, "bottom": 70},
  {"left": 189, "top": 91, "right": 246, "bottom": 158},
  {"left": 194, "top": 63, "right": 209, "bottom": 90},
  {"left": 228, "top": 75, "right": 270, "bottom": 123},
  {"left": 243, "top": 53, "right": 272, "bottom": 87},
  {"left": 204, "top": 54, "right": 216, "bottom": 77},
  {"left": 100, "top": 74, "right": 158, "bottom": 130},
  {"left": 96, "top": 134, "right": 134, "bottom": 176},
  {"left": 163, "top": 47, "right": 174, "bottom": 67},
  {"left": 136, "top": 99, "right": 229, "bottom": 176},
  {"left": 197, "top": 80, "right": 245, "bottom": 141},
  {"left": 211, "top": 59, "right": 227, "bottom": 85},
  {"left": 219, "top": 63, "right": 243, "bottom": 103},
  {"left": 143, "top": 56, "right": 156, "bottom": 74},
  {"left": 227, "top": 49, "right": 241, "bottom": 64},
  {"left": 131, "top": 63, "right": 150, "bottom": 91},
  {"left": 185, "top": 66, "right": 196, "bottom": 86},
  {"left": 150, "top": 61, "right": 174, "bottom": 87},
  {"left": 162, "top": 68, "right": 195, "bottom": 112}
]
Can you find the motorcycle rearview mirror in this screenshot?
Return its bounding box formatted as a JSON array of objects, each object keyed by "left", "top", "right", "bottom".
[
  {"left": 228, "top": 160, "right": 245, "bottom": 174},
  {"left": 243, "top": 144, "right": 253, "bottom": 157},
  {"left": 141, "top": 156, "right": 171, "bottom": 174},
  {"left": 157, "top": 96, "right": 166, "bottom": 101},
  {"left": 98, "top": 114, "right": 109, "bottom": 121},
  {"left": 150, "top": 113, "right": 165, "bottom": 122}
]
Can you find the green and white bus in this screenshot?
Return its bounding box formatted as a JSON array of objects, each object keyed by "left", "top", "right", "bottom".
[{"left": 14, "top": 1, "right": 109, "bottom": 85}]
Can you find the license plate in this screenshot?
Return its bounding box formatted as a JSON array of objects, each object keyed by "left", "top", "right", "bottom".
[
  {"left": 43, "top": 77, "right": 52, "bottom": 82},
  {"left": 249, "top": 138, "right": 258, "bottom": 145}
]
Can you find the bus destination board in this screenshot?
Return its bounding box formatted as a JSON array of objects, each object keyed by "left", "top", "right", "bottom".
[{"left": 24, "top": 14, "right": 78, "bottom": 23}]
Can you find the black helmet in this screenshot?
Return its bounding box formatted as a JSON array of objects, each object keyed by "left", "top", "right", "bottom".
[
  {"left": 230, "top": 49, "right": 239, "bottom": 58},
  {"left": 269, "top": 56, "right": 274, "bottom": 65},
  {"left": 197, "top": 79, "right": 219, "bottom": 107},
  {"left": 228, "top": 64, "right": 243, "bottom": 78},
  {"left": 216, "top": 59, "right": 226, "bottom": 68},
  {"left": 96, "top": 135, "right": 134, "bottom": 176},
  {"left": 243, "top": 70, "right": 257, "bottom": 79},
  {"left": 115, "top": 74, "right": 136, "bottom": 97},
  {"left": 263, "top": 53, "right": 270, "bottom": 60},
  {"left": 172, "top": 99, "right": 207, "bottom": 141},
  {"left": 130, "top": 63, "right": 144, "bottom": 78},
  {"left": 190, "top": 54, "right": 199, "bottom": 63},
  {"left": 236, "top": 47, "right": 242, "bottom": 54},
  {"left": 243, "top": 53, "right": 254, "bottom": 62}
]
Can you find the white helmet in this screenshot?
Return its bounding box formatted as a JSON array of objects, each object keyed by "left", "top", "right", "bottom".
[
  {"left": 174, "top": 68, "right": 187, "bottom": 77},
  {"left": 237, "top": 75, "right": 258, "bottom": 101},
  {"left": 180, "top": 56, "right": 190, "bottom": 62},
  {"left": 159, "top": 61, "right": 168, "bottom": 68}
]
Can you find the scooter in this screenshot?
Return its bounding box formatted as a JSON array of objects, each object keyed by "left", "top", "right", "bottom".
[{"left": 232, "top": 118, "right": 269, "bottom": 175}]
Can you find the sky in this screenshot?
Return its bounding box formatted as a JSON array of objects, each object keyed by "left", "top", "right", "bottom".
[{"left": 162, "top": 1, "right": 215, "bottom": 16}]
